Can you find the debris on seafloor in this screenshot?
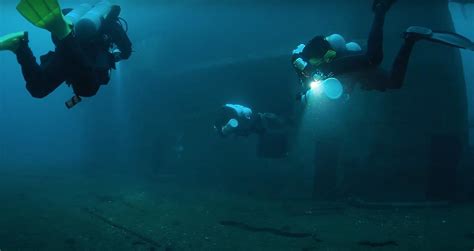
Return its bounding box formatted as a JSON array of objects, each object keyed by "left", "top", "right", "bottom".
[
  {"left": 357, "top": 240, "right": 399, "bottom": 248},
  {"left": 93, "top": 194, "right": 148, "bottom": 214},
  {"left": 82, "top": 208, "right": 163, "bottom": 249},
  {"left": 349, "top": 199, "right": 450, "bottom": 210},
  {"left": 305, "top": 206, "right": 345, "bottom": 215},
  {"left": 219, "top": 220, "right": 321, "bottom": 241},
  {"left": 282, "top": 203, "right": 346, "bottom": 217},
  {"left": 95, "top": 195, "right": 120, "bottom": 203}
]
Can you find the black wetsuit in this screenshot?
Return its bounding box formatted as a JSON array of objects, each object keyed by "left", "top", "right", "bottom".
[
  {"left": 215, "top": 105, "right": 288, "bottom": 139},
  {"left": 215, "top": 105, "right": 265, "bottom": 137},
  {"left": 14, "top": 10, "right": 132, "bottom": 98},
  {"left": 293, "top": 4, "right": 415, "bottom": 92}
]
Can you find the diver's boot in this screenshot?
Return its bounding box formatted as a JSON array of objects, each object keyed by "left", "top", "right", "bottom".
[
  {"left": 372, "top": 0, "right": 397, "bottom": 13},
  {"left": 0, "top": 32, "right": 27, "bottom": 53},
  {"left": 16, "top": 0, "right": 72, "bottom": 40}
]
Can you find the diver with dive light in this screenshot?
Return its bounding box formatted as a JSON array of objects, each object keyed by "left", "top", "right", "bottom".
[
  {"left": 0, "top": 0, "right": 132, "bottom": 109},
  {"left": 214, "top": 104, "right": 289, "bottom": 158},
  {"left": 292, "top": 0, "right": 474, "bottom": 101},
  {"left": 215, "top": 104, "right": 266, "bottom": 138}
]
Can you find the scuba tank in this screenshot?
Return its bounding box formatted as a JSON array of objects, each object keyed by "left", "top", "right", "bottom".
[
  {"left": 224, "top": 104, "right": 253, "bottom": 119},
  {"left": 70, "top": 1, "right": 114, "bottom": 42},
  {"left": 65, "top": 3, "right": 93, "bottom": 24}
]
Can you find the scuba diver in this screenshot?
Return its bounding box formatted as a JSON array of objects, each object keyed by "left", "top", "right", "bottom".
[
  {"left": 0, "top": 0, "right": 132, "bottom": 109},
  {"left": 214, "top": 104, "right": 289, "bottom": 158},
  {"left": 292, "top": 0, "right": 474, "bottom": 100},
  {"left": 214, "top": 104, "right": 263, "bottom": 138}
]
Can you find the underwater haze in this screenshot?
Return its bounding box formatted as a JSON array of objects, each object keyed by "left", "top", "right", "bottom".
[{"left": 0, "top": 0, "right": 474, "bottom": 250}]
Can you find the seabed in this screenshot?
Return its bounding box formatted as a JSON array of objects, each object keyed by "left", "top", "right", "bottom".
[{"left": 0, "top": 167, "right": 472, "bottom": 251}]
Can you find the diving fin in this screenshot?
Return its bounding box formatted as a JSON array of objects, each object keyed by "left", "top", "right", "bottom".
[
  {"left": 404, "top": 26, "right": 474, "bottom": 51},
  {"left": 16, "top": 0, "right": 72, "bottom": 40},
  {"left": 0, "top": 32, "right": 27, "bottom": 52}
]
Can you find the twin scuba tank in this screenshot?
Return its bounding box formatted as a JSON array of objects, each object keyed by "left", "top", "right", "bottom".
[{"left": 65, "top": 1, "right": 120, "bottom": 43}]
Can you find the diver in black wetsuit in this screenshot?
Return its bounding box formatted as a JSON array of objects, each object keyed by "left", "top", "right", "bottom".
[
  {"left": 214, "top": 104, "right": 289, "bottom": 158},
  {"left": 292, "top": 0, "right": 474, "bottom": 100},
  {"left": 214, "top": 104, "right": 280, "bottom": 138},
  {"left": 0, "top": 1, "right": 132, "bottom": 108}
]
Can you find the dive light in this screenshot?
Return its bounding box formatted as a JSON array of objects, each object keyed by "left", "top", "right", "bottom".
[
  {"left": 221, "top": 119, "right": 239, "bottom": 135},
  {"left": 308, "top": 73, "right": 343, "bottom": 100},
  {"left": 66, "top": 95, "right": 82, "bottom": 109}
]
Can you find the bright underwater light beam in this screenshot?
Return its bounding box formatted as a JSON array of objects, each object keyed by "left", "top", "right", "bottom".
[
  {"left": 309, "top": 80, "right": 323, "bottom": 95},
  {"left": 310, "top": 80, "right": 321, "bottom": 90},
  {"left": 112, "top": 61, "right": 123, "bottom": 94}
]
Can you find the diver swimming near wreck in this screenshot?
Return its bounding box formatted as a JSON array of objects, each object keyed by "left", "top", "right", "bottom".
[
  {"left": 292, "top": 0, "right": 474, "bottom": 100},
  {"left": 214, "top": 104, "right": 290, "bottom": 158},
  {"left": 0, "top": 0, "right": 132, "bottom": 108}
]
